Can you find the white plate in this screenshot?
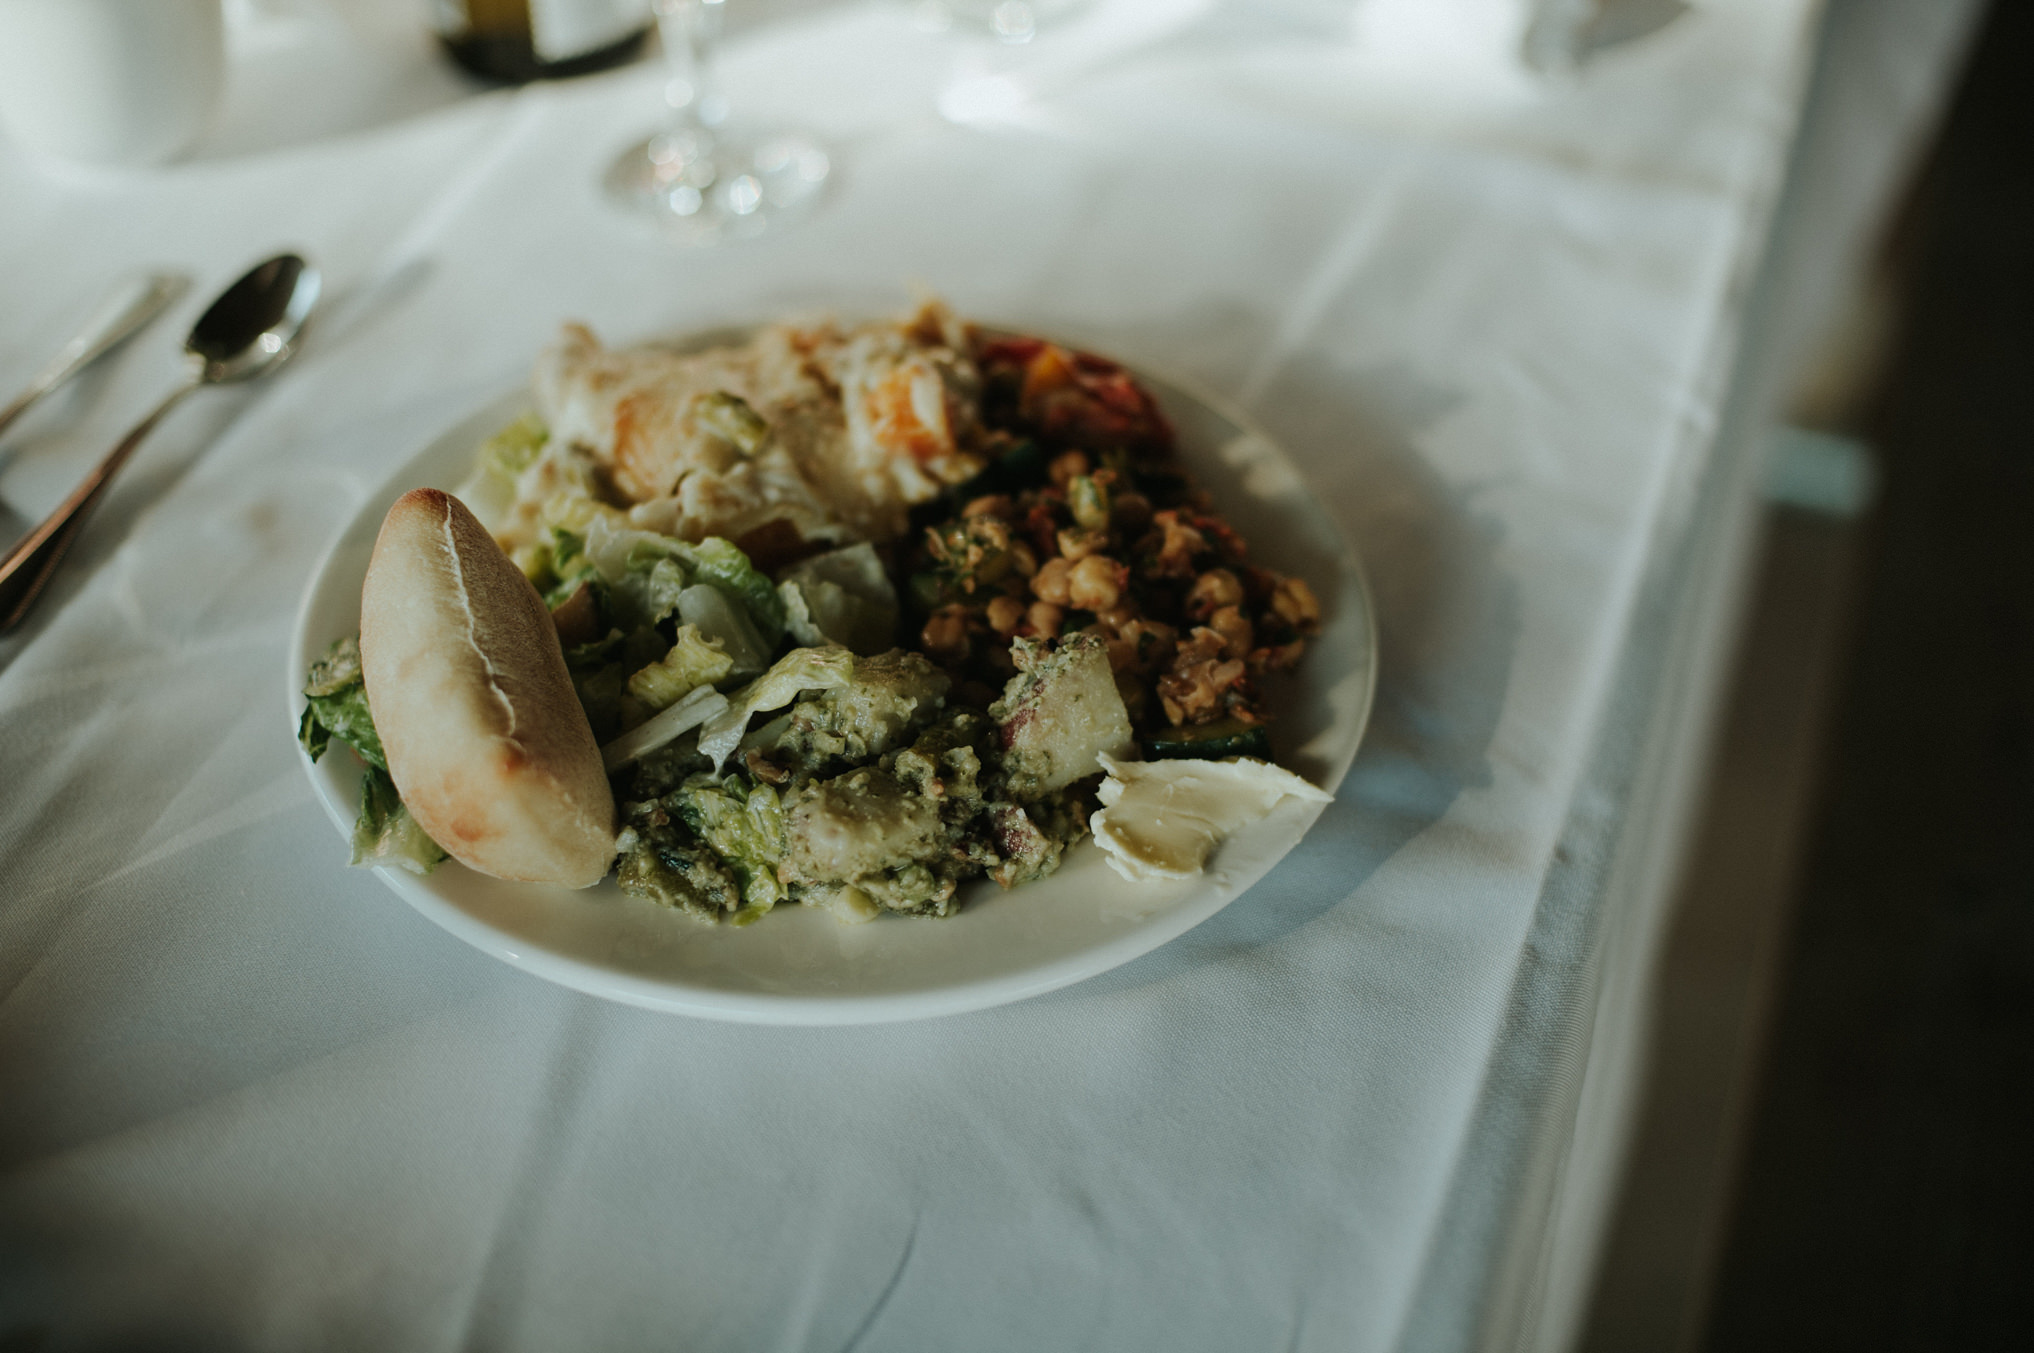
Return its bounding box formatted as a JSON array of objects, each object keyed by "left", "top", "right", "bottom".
[{"left": 289, "top": 338, "right": 1377, "bottom": 1025}]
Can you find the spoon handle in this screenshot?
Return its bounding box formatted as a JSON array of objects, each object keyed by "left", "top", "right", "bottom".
[
  {"left": 0, "top": 273, "right": 189, "bottom": 443},
  {"left": 0, "top": 377, "right": 200, "bottom": 634}
]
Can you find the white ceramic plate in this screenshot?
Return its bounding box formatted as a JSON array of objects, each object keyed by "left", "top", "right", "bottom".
[{"left": 289, "top": 336, "right": 1377, "bottom": 1025}]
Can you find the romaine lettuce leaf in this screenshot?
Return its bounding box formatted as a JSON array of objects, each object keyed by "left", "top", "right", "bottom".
[
  {"left": 614, "top": 829, "right": 745, "bottom": 918},
  {"left": 777, "top": 543, "right": 898, "bottom": 655},
  {"left": 676, "top": 584, "right": 770, "bottom": 675},
  {"left": 637, "top": 557, "right": 691, "bottom": 626},
  {"left": 672, "top": 774, "right": 787, "bottom": 911},
  {"left": 691, "top": 391, "right": 768, "bottom": 455},
  {"left": 454, "top": 412, "right": 551, "bottom": 534},
  {"left": 627, "top": 624, "right": 734, "bottom": 712},
  {"left": 683, "top": 536, "right": 786, "bottom": 648},
  {"left": 585, "top": 519, "right": 682, "bottom": 588},
  {"left": 578, "top": 519, "right": 785, "bottom": 650},
  {"left": 565, "top": 625, "right": 669, "bottom": 740},
  {"left": 300, "top": 637, "right": 386, "bottom": 771},
  {"left": 301, "top": 637, "right": 447, "bottom": 872},
  {"left": 601, "top": 684, "right": 729, "bottom": 774},
  {"left": 479, "top": 411, "right": 548, "bottom": 481},
  {"left": 351, "top": 766, "right": 448, "bottom": 875},
  {"left": 697, "top": 646, "right": 857, "bottom": 772}
]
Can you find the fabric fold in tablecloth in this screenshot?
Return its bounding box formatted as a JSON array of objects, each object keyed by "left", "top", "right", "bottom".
[{"left": 1, "top": 1, "right": 1842, "bottom": 1347}]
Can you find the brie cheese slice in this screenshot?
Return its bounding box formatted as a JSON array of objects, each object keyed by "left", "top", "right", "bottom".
[{"left": 1090, "top": 754, "right": 1332, "bottom": 883}]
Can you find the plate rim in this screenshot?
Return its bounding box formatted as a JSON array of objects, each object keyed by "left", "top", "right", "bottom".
[{"left": 287, "top": 324, "right": 1378, "bottom": 1026}]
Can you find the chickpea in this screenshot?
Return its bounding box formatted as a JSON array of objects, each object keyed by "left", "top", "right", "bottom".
[
  {"left": 965, "top": 514, "right": 1011, "bottom": 559},
  {"left": 1147, "top": 512, "right": 1208, "bottom": 579},
  {"left": 1186, "top": 567, "right": 1244, "bottom": 618},
  {"left": 1057, "top": 527, "right": 1109, "bottom": 561},
  {"left": 1209, "top": 605, "right": 1254, "bottom": 659},
  {"left": 920, "top": 605, "right": 971, "bottom": 661},
  {"left": 1068, "top": 475, "right": 1111, "bottom": 529},
  {"left": 986, "top": 594, "right": 1027, "bottom": 636},
  {"left": 963, "top": 493, "right": 1013, "bottom": 519},
  {"left": 1009, "top": 541, "right": 1039, "bottom": 578},
  {"left": 1271, "top": 575, "right": 1321, "bottom": 629},
  {"left": 1249, "top": 640, "right": 1306, "bottom": 674},
  {"left": 1026, "top": 601, "right": 1064, "bottom": 638},
  {"left": 1048, "top": 450, "right": 1091, "bottom": 486},
  {"left": 1031, "top": 555, "right": 1074, "bottom": 606},
  {"left": 1175, "top": 626, "right": 1226, "bottom": 667},
  {"left": 1068, "top": 554, "right": 1125, "bottom": 612}
]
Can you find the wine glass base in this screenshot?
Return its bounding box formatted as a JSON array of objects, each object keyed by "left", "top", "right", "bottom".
[{"left": 605, "top": 125, "right": 832, "bottom": 244}]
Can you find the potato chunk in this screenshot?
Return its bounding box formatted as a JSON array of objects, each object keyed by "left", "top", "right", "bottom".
[{"left": 990, "top": 632, "right": 1136, "bottom": 799}]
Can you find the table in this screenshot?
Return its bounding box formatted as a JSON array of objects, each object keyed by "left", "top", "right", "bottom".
[{"left": 0, "top": 2, "right": 1971, "bottom": 1347}]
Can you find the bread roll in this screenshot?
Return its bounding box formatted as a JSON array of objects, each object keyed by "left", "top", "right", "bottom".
[{"left": 360, "top": 488, "right": 615, "bottom": 888}]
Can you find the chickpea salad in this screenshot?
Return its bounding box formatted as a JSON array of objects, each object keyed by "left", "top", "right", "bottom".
[{"left": 300, "top": 306, "right": 1327, "bottom": 924}]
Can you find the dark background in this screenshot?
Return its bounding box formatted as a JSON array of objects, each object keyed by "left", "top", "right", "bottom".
[
  {"left": 1705, "top": 0, "right": 2033, "bottom": 1343},
  {"left": 1587, "top": 2, "right": 2033, "bottom": 1347}
]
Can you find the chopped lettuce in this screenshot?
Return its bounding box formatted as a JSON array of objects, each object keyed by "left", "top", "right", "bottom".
[
  {"left": 520, "top": 439, "right": 626, "bottom": 540},
  {"left": 677, "top": 584, "right": 770, "bottom": 675},
  {"left": 777, "top": 543, "right": 898, "bottom": 655},
  {"left": 671, "top": 774, "right": 788, "bottom": 911},
  {"left": 455, "top": 412, "right": 551, "bottom": 532},
  {"left": 576, "top": 522, "right": 677, "bottom": 626},
  {"left": 562, "top": 627, "right": 626, "bottom": 671},
  {"left": 550, "top": 526, "right": 594, "bottom": 580},
  {"left": 564, "top": 625, "right": 668, "bottom": 741},
  {"left": 627, "top": 624, "right": 735, "bottom": 711},
  {"left": 351, "top": 767, "right": 448, "bottom": 875},
  {"left": 540, "top": 481, "right": 623, "bottom": 536},
  {"left": 637, "top": 557, "right": 691, "bottom": 627},
  {"left": 775, "top": 650, "right": 949, "bottom": 773},
  {"left": 301, "top": 636, "right": 446, "bottom": 874},
  {"left": 603, "top": 684, "right": 730, "bottom": 774},
  {"left": 577, "top": 518, "right": 784, "bottom": 648},
  {"left": 584, "top": 518, "right": 673, "bottom": 579},
  {"left": 615, "top": 827, "right": 745, "bottom": 919},
  {"left": 479, "top": 411, "right": 549, "bottom": 481},
  {"left": 691, "top": 391, "right": 768, "bottom": 455},
  {"left": 697, "top": 646, "right": 857, "bottom": 773},
  {"left": 511, "top": 540, "right": 554, "bottom": 585},
  {"left": 683, "top": 536, "right": 786, "bottom": 648},
  {"left": 533, "top": 527, "right": 604, "bottom": 604},
  {"left": 300, "top": 637, "right": 386, "bottom": 771}
]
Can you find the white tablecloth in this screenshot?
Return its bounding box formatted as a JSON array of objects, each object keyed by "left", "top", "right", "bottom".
[{"left": 0, "top": 1, "right": 1946, "bottom": 1347}]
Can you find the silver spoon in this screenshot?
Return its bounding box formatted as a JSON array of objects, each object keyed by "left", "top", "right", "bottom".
[{"left": 0, "top": 254, "right": 320, "bottom": 634}]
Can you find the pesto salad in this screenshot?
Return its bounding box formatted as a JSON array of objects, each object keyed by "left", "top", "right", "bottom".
[{"left": 302, "top": 307, "right": 1323, "bottom": 923}]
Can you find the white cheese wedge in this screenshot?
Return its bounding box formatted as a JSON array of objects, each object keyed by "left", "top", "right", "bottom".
[{"left": 1090, "top": 754, "right": 1332, "bottom": 883}]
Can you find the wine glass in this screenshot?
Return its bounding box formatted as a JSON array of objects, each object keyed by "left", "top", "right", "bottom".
[{"left": 604, "top": 0, "right": 831, "bottom": 243}]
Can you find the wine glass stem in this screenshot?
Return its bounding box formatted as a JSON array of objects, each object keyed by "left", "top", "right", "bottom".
[{"left": 654, "top": 0, "right": 726, "bottom": 133}]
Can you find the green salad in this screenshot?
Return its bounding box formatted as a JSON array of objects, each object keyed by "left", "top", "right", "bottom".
[{"left": 301, "top": 429, "right": 1129, "bottom": 923}]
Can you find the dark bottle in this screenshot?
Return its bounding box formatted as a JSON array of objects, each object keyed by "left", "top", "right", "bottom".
[{"left": 432, "top": 0, "right": 651, "bottom": 84}]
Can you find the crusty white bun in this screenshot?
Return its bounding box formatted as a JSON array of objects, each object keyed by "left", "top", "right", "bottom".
[{"left": 359, "top": 488, "right": 616, "bottom": 888}]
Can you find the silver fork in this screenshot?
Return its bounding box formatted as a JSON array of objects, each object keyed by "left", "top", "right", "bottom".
[{"left": 0, "top": 272, "right": 190, "bottom": 445}]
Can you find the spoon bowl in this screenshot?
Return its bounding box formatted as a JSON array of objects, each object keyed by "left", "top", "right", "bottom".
[
  {"left": 0, "top": 253, "right": 321, "bottom": 632},
  {"left": 189, "top": 253, "right": 319, "bottom": 382}
]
